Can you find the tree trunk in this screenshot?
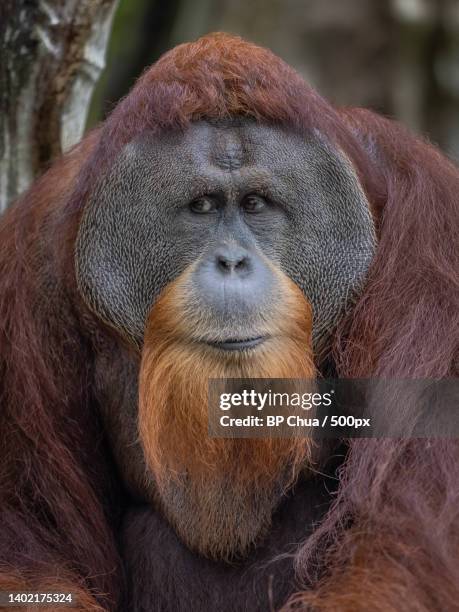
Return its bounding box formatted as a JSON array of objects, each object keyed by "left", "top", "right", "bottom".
[{"left": 0, "top": 0, "right": 119, "bottom": 212}]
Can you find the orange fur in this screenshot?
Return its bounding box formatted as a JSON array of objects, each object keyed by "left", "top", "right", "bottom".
[
  {"left": 139, "top": 263, "right": 315, "bottom": 481},
  {"left": 283, "top": 531, "right": 457, "bottom": 611},
  {"left": 138, "top": 262, "right": 316, "bottom": 558}
]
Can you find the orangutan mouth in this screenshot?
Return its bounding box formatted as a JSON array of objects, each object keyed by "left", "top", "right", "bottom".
[{"left": 207, "top": 336, "right": 267, "bottom": 350}]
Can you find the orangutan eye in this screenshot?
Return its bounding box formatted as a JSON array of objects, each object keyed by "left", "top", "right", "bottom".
[
  {"left": 242, "top": 194, "right": 267, "bottom": 213},
  {"left": 189, "top": 197, "right": 218, "bottom": 214}
]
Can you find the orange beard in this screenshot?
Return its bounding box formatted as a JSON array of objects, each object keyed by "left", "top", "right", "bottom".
[{"left": 138, "top": 265, "right": 316, "bottom": 560}]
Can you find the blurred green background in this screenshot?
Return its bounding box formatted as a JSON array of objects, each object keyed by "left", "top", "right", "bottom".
[{"left": 88, "top": 0, "right": 459, "bottom": 159}]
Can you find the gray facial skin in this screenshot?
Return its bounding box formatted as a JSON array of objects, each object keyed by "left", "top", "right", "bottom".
[{"left": 76, "top": 119, "right": 376, "bottom": 356}]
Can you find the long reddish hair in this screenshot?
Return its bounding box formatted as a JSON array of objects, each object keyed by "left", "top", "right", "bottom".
[
  {"left": 0, "top": 33, "right": 457, "bottom": 610},
  {"left": 286, "top": 107, "right": 459, "bottom": 610}
]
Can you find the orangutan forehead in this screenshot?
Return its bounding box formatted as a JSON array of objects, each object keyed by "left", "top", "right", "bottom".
[
  {"left": 121, "top": 120, "right": 356, "bottom": 202},
  {"left": 148, "top": 119, "right": 307, "bottom": 167}
]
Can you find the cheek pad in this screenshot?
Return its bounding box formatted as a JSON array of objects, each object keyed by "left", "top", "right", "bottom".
[
  {"left": 75, "top": 156, "right": 180, "bottom": 345},
  {"left": 283, "top": 157, "right": 376, "bottom": 353}
]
